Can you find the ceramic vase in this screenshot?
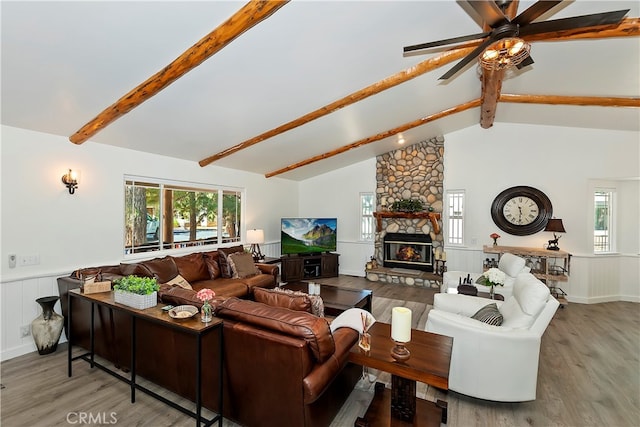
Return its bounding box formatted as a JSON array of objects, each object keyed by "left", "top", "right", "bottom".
[{"left": 31, "top": 296, "right": 64, "bottom": 355}]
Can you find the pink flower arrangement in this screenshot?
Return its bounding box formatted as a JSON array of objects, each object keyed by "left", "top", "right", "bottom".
[{"left": 196, "top": 288, "right": 215, "bottom": 303}]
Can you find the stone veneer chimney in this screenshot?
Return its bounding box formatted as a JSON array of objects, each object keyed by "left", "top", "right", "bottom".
[{"left": 369, "top": 136, "right": 444, "bottom": 286}]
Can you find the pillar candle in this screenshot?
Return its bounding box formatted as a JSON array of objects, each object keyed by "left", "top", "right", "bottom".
[
  {"left": 442, "top": 251, "right": 447, "bottom": 261},
  {"left": 391, "top": 307, "right": 412, "bottom": 343}
]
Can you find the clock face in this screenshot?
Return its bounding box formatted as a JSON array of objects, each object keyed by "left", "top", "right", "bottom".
[
  {"left": 491, "top": 186, "right": 553, "bottom": 236},
  {"left": 503, "top": 196, "right": 540, "bottom": 226}
]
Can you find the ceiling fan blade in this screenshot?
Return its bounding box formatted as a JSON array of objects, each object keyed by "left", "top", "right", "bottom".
[
  {"left": 403, "top": 31, "right": 490, "bottom": 52},
  {"left": 439, "top": 37, "right": 495, "bottom": 80},
  {"left": 467, "top": 0, "right": 509, "bottom": 28},
  {"left": 516, "top": 54, "right": 534, "bottom": 69},
  {"left": 512, "top": 1, "right": 563, "bottom": 26},
  {"left": 519, "top": 9, "right": 629, "bottom": 37}
]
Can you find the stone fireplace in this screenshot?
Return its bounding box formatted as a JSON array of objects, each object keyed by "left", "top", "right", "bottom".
[{"left": 366, "top": 136, "right": 444, "bottom": 286}]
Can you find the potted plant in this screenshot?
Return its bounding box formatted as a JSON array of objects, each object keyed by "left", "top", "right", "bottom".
[
  {"left": 390, "top": 198, "right": 425, "bottom": 213},
  {"left": 113, "top": 275, "right": 159, "bottom": 310}
]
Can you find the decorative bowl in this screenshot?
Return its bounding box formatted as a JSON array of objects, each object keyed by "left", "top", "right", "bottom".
[{"left": 169, "top": 305, "right": 198, "bottom": 320}]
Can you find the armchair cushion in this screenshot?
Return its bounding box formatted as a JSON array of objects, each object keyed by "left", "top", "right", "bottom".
[
  {"left": 471, "top": 303, "right": 503, "bottom": 326},
  {"left": 498, "top": 252, "right": 527, "bottom": 277},
  {"left": 513, "top": 273, "right": 550, "bottom": 316}
]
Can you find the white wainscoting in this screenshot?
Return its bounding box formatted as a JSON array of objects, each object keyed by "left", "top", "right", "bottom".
[{"left": 1, "top": 273, "right": 69, "bottom": 361}]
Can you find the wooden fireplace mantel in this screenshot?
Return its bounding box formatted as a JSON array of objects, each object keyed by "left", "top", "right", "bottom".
[{"left": 373, "top": 211, "right": 441, "bottom": 234}]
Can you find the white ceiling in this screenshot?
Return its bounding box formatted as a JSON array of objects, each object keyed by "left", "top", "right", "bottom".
[{"left": 2, "top": 1, "right": 639, "bottom": 181}]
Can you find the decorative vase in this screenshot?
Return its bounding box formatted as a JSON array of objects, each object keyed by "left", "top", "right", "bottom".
[
  {"left": 31, "top": 296, "right": 64, "bottom": 355},
  {"left": 358, "top": 332, "right": 371, "bottom": 352},
  {"left": 201, "top": 301, "right": 212, "bottom": 323},
  {"left": 489, "top": 285, "right": 495, "bottom": 299}
]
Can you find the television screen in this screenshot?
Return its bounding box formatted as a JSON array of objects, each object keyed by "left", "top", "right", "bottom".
[{"left": 281, "top": 218, "right": 337, "bottom": 255}]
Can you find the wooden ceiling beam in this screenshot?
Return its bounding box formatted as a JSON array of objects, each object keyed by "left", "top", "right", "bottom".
[
  {"left": 264, "top": 99, "right": 481, "bottom": 178},
  {"left": 69, "top": 0, "right": 288, "bottom": 145},
  {"left": 199, "top": 46, "right": 475, "bottom": 167},
  {"left": 499, "top": 94, "right": 640, "bottom": 107}
]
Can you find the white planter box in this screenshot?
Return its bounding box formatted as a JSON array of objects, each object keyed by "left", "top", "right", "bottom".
[{"left": 114, "top": 290, "right": 157, "bottom": 310}]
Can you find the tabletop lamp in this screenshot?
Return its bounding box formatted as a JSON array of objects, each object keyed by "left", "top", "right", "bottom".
[
  {"left": 544, "top": 219, "right": 566, "bottom": 251},
  {"left": 247, "top": 229, "right": 265, "bottom": 261}
]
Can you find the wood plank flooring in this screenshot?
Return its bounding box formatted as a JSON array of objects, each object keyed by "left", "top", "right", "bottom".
[{"left": 2, "top": 275, "right": 639, "bottom": 426}]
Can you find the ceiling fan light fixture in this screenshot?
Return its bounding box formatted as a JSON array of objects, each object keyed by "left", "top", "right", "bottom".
[{"left": 480, "top": 37, "right": 530, "bottom": 71}]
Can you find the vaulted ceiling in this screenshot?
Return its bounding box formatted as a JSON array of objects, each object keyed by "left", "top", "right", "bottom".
[{"left": 2, "top": 1, "right": 639, "bottom": 181}]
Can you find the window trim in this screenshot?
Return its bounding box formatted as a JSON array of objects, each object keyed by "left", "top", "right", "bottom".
[
  {"left": 593, "top": 186, "right": 616, "bottom": 254},
  {"left": 446, "top": 189, "right": 465, "bottom": 246},
  {"left": 124, "top": 175, "right": 246, "bottom": 258},
  {"left": 359, "top": 192, "right": 374, "bottom": 242}
]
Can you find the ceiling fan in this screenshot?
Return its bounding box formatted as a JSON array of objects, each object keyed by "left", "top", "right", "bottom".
[{"left": 404, "top": 0, "right": 630, "bottom": 80}]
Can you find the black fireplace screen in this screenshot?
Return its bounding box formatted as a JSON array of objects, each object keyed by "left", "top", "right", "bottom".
[{"left": 383, "top": 233, "right": 433, "bottom": 272}]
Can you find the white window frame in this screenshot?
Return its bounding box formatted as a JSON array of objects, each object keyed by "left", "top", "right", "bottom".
[
  {"left": 359, "top": 192, "right": 375, "bottom": 242},
  {"left": 124, "top": 175, "right": 245, "bottom": 257},
  {"left": 446, "top": 190, "right": 465, "bottom": 246},
  {"left": 593, "top": 187, "right": 616, "bottom": 254}
]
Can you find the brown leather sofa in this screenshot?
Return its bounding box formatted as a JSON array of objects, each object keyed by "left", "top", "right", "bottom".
[
  {"left": 57, "top": 249, "right": 360, "bottom": 426},
  {"left": 215, "top": 297, "right": 361, "bottom": 427}
]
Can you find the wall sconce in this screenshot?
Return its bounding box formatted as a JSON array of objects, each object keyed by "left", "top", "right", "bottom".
[
  {"left": 61, "top": 169, "right": 78, "bottom": 194},
  {"left": 246, "top": 229, "right": 265, "bottom": 262},
  {"left": 544, "top": 218, "right": 566, "bottom": 251}
]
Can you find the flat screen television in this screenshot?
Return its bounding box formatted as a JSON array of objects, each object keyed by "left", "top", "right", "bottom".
[{"left": 281, "top": 218, "right": 337, "bottom": 256}]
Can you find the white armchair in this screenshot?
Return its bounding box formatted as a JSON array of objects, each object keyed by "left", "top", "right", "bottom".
[
  {"left": 427, "top": 272, "right": 559, "bottom": 402},
  {"left": 442, "top": 252, "right": 530, "bottom": 299}
]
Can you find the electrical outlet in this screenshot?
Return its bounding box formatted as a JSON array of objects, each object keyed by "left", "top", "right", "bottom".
[
  {"left": 18, "top": 254, "right": 40, "bottom": 266},
  {"left": 20, "top": 325, "right": 30, "bottom": 338},
  {"left": 471, "top": 238, "right": 478, "bottom": 245},
  {"left": 8, "top": 254, "right": 16, "bottom": 268}
]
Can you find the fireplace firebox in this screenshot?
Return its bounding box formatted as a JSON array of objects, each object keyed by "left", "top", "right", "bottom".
[{"left": 383, "top": 233, "right": 433, "bottom": 272}]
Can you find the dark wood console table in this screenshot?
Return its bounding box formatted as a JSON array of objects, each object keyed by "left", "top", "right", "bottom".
[
  {"left": 349, "top": 322, "right": 452, "bottom": 426},
  {"left": 67, "top": 290, "right": 223, "bottom": 427}
]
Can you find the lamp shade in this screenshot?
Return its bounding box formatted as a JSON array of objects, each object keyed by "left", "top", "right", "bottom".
[
  {"left": 246, "top": 229, "right": 264, "bottom": 244},
  {"left": 544, "top": 219, "right": 566, "bottom": 233}
]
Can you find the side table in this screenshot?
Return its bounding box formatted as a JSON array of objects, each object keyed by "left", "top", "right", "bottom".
[{"left": 349, "top": 322, "right": 452, "bottom": 426}]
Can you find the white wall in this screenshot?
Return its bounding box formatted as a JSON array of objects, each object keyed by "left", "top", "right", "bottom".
[
  {"left": 444, "top": 123, "right": 639, "bottom": 303},
  {"left": 1, "top": 125, "right": 297, "bottom": 360},
  {"left": 298, "top": 158, "right": 376, "bottom": 276}
]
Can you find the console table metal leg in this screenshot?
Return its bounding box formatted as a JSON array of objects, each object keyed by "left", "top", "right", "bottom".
[
  {"left": 90, "top": 302, "right": 95, "bottom": 368},
  {"left": 130, "top": 316, "right": 136, "bottom": 403},
  {"left": 196, "top": 333, "right": 202, "bottom": 427},
  {"left": 67, "top": 291, "right": 72, "bottom": 377}
]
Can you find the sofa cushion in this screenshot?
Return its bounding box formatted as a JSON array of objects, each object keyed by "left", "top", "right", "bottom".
[
  {"left": 158, "top": 284, "right": 202, "bottom": 308},
  {"left": 173, "top": 252, "right": 210, "bottom": 283},
  {"left": 498, "top": 253, "right": 527, "bottom": 278},
  {"left": 471, "top": 303, "right": 503, "bottom": 326},
  {"left": 513, "top": 273, "right": 550, "bottom": 316},
  {"left": 218, "top": 245, "right": 245, "bottom": 278},
  {"left": 228, "top": 252, "right": 261, "bottom": 279},
  {"left": 163, "top": 274, "right": 192, "bottom": 290},
  {"left": 272, "top": 287, "right": 324, "bottom": 317},
  {"left": 203, "top": 251, "right": 222, "bottom": 279},
  {"left": 119, "top": 263, "right": 152, "bottom": 277},
  {"left": 217, "top": 298, "right": 335, "bottom": 363},
  {"left": 499, "top": 296, "right": 534, "bottom": 329},
  {"left": 242, "top": 272, "right": 275, "bottom": 290},
  {"left": 191, "top": 278, "right": 249, "bottom": 298},
  {"left": 141, "top": 256, "right": 179, "bottom": 283},
  {"left": 253, "top": 287, "right": 312, "bottom": 313}
]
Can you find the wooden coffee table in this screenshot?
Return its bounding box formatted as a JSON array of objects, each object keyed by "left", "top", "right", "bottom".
[
  {"left": 349, "top": 322, "right": 453, "bottom": 426},
  {"left": 281, "top": 281, "right": 372, "bottom": 316}
]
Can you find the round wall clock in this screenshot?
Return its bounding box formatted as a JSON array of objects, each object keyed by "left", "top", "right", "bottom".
[{"left": 491, "top": 186, "right": 553, "bottom": 236}]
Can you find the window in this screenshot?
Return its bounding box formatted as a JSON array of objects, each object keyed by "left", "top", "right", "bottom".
[
  {"left": 446, "top": 190, "right": 464, "bottom": 245},
  {"left": 360, "top": 192, "right": 374, "bottom": 241},
  {"left": 124, "top": 177, "right": 243, "bottom": 255},
  {"left": 594, "top": 189, "right": 614, "bottom": 253}
]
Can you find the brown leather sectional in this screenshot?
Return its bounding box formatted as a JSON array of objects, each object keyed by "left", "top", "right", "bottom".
[{"left": 57, "top": 248, "right": 360, "bottom": 427}]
